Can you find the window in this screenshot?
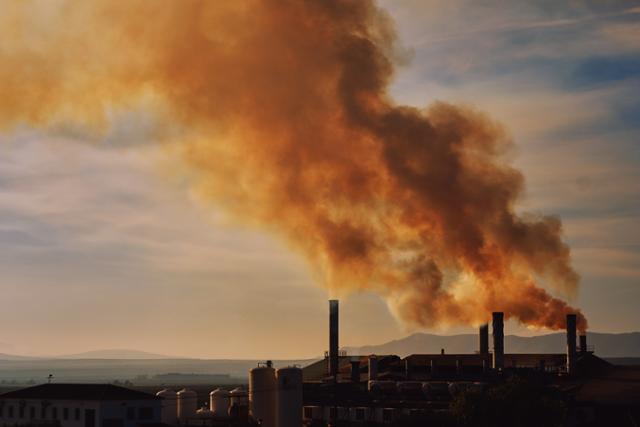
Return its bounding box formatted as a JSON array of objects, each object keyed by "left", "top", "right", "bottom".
[
  {"left": 75, "top": 408, "right": 81, "bottom": 420},
  {"left": 7, "top": 405, "right": 14, "bottom": 418},
  {"left": 52, "top": 407, "right": 58, "bottom": 419},
  {"left": 303, "top": 407, "right": 313, "bottom": 419},
  {"left": 63, "top": 408, "right": 69, "bottom": 420},
  {"left": 30, "top": 406, "right": 35, "bottom": 419},
  {"left": 41, "top": 407, "right": 46, "bottom": 419},
  {"left": 0, "top": 405, "right": 3, "bottom": 417},
  {"left": 19, "top": 405, "right": 25, "bottom": 419},
  {"left": 138, "top": 407, "right": 153, "bottom": 421},
  {"left": 355, "top": 408, "right": 365, "bottom": 421},
  {"left": 126, "top": 407, "right": 135, "bottom": 420}
]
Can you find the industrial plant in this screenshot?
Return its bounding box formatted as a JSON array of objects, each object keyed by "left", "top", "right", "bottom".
[{"left": 1, "top": 300, "right": 638, "bottom": 427}]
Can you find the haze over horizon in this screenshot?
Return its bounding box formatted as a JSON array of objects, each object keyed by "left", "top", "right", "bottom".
[{"left": 0, "top": 0, "right": 638, "bottom": 359}]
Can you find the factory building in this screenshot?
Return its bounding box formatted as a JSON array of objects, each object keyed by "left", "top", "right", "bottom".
[
  {"left": 2, "top": 300, "right": 639, "bottom": 426},
  {"left": 0, "top": 383, "right": 161, "bottom": 427}
]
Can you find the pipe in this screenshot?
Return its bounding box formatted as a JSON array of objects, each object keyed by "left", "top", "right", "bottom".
[
  {"left": 492, "top": 312, "right": 504, "bottom": 370},
  {"left": 566, "top": 314, "right": 577, "bottom": 374},
  {"left": 329, "top": 300, "right": 339, "bottom": 378}
]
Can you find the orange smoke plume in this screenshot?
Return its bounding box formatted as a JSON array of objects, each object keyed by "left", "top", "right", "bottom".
[{"left": 0, "top": 0, "right": 586, "bottom": 331}]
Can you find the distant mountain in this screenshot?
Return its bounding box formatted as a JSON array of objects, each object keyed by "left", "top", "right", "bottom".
[
  {"left": 344, "top": 332, "right": 640, "bottom": 358},
  {"left": 56, "top": 349, "right": 179, "bottom": 359},
  {"left": 0, "top": 353, "right": 42, "bottom": 361}
]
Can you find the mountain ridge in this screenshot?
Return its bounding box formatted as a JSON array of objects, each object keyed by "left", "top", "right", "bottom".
[{"left": 344, "top": 331, "right": 640, "bottom": 358}]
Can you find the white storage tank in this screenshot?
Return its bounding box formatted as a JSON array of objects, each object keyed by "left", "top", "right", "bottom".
[
  {"left": 276, "top": 366, "right": 303, "bottom": 427},
  {"left": 156, "top": 389, "right": 177, "bottom": 425},
  {"left": 177, "top": 388, "right": 197, "bottom": 422},
  {"left": 209, "top": 389, "right": 230, "bottom": 417},
  {"left": 250, "top": 363, "right": 277, "bottom": 427},
  {"left": 230, "top": 386, "right": 248, "bottom": 407}
]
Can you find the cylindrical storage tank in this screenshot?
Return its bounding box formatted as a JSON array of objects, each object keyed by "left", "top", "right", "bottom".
[
  {"left": 209, "top": 389, "right": 230, "bottom": 418},
  {"left": 250, "top": 365, "right": 276, "bottom": 427},
  {"left": 156, "top": 389, "right": 177, "bottom": 425},
  {"left": 230, "top": 386, "right": 248, "bottom": 407},
  {"left": 276, "top": 367, "right": 303, "bottom": 427},
  {"left": 177, "top": 388, "right": 197, "bottom": 423}
]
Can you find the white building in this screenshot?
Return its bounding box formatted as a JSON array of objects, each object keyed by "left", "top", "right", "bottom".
[{"left": 0, "top": 384, "right": 162, "bottom": 427}]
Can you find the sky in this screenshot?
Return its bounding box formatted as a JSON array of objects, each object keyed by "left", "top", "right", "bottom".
[{"left": 0, "top": 0, "right": 639, "bottom": 359}]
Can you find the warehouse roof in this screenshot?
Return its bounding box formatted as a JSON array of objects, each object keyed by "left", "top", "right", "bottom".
[{"left": 0, "top": 384, "right": 159, "bottom": 401}]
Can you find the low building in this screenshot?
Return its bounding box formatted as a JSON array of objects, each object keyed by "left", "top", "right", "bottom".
[{"left": 0, "top": 384, "right": 162, "bottom": 427}]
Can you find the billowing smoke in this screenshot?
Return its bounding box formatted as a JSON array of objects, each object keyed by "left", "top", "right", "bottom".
[{"left": 0, "top": 0, "right": 586, "bottom": 331}]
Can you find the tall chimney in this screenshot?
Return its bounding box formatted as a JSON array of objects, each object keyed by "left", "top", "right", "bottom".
[
  {"left": 350, "top": 360, "right": 360, "bottom": 383},
  {"left": 329, "top": 299, "right": 339, "bottom": 378},
  {"left": 492, "top": 312, "right": 504, "bottom": 370},
  {"left": 479, "top": 324, "right": 489, "bottom": 355},
  {"left": 566, "top": 314, "right": 577, "bottom": 374},
  {"left": 368, "top": 355, "right": 378, "bottom": 381},
  {"left": 579, "top": 334, "right": 587, "bottom": 354}
]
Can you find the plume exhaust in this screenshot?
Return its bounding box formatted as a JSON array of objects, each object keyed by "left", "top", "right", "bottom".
[{"left": 0, "top": 0, "right": 586, "bottom": 332}]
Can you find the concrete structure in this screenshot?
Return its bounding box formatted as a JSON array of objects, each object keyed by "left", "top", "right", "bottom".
[{"left": 0, "top": 384, "right": 160, "bottom": 427}]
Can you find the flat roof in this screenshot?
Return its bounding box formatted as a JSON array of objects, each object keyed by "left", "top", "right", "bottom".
[{"left": 0, "top": 384, "right": 159, "bottom": 401}]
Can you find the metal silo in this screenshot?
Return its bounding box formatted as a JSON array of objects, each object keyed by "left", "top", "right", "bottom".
[
  {"left": 156, "top": 389, "right": 177, "bottom": 425},
  {"left": 177, "top": 388, "right": 197, "bottom": 423},
  {"left": 209, "top": 389, "right": 230, "bottom": 417},
  {"left": 250, "top": 363, "right": 277, "bottom": 427},
  {"left": 276, "top": 367, "right": 303, "bottom": 427}
]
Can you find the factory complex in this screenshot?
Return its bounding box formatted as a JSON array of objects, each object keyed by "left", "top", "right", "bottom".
[{"left": 1, "top": 300, "right": 640, "bottom": 427}]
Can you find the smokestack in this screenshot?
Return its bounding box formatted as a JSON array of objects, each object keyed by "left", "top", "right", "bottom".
[
  {"left": 368, "top": 356, "right": 378, "bottom": 381},
  {"left": 492, "top": 312, "right": 504, "bottom": 370},
  {"left": 350, "top": 360, "right": 360, "bottom": 383},
  {"left": 579, "top": 334, "right": 587, "bottom": 354},
  {"left": 566, "top": 314, "right": 577, "bottom": 374},
  {"left": 329, "top": 299, "right": 339, "bottom": 378},
  {"left": 479, "top": 324, "right": 489, "bottom": 355}
]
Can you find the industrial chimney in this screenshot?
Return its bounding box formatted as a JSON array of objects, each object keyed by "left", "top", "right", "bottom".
[
  {"left": 329, "top": 299, "right": 339, "bottom": 378},
  {"left": 566, "top": 314, "right": 577, "bottom": 374},
  {"left": 579, "top": 334, "right": 587, "bottom": 354},
  {"left": 479, "top": 323, "right": 489, "bottom": 355},
  {"left": 492, "top": 312, "right": 504, "bottom": 370}
]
